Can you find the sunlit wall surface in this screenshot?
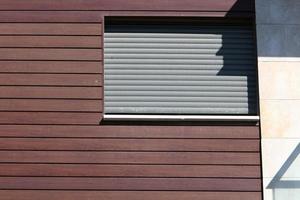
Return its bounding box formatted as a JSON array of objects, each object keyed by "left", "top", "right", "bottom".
[{"left": 256, "top": 0, "right": 300, "bottom": 199}]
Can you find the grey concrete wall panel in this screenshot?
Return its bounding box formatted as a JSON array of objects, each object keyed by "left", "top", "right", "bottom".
[{"left": 256, "top": 0, "right": 300, "bottom": 57}]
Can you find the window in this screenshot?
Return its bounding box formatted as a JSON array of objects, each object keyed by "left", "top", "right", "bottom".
[{"left": 103, "top": 18, "right": 258, "bottom": 120}]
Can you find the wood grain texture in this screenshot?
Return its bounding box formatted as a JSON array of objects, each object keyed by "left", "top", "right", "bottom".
[
  {"left": 0, "top": 61, "right": 102, "bottom": 73},
  {"left": 0, "top": 36, "right": 102, "bottom": 48},
  {"left": 0, "top": 138, "right": 259, "bottom": 151},
  {"left": 0, "top": 74, "right": 102, "bottom": 86},
  {"left": 0, "top": 164, "right": 260, "bottom": 178},
  {"left": 0, "top": 86, "right": 102, "bottom": 99},
  {"left": 0, "top": 177, "right": 261, "bottom": 191},
  {"left": 0, "top": 112, "right": 102, "bottom": 125},
  {"left": 0, "top": 11, "right": 104, "bottom": 23},
  {"left": 0, "top": 0, "right": 254, "bottom": 12},
  {"left": 0, "top": 23, "right": 102, "bottom": 35},
  {"left": 0, "top": 151, "right": 260, "bottom": 165},
  {"left": 0, "top": 191, "right": 262, "bottom": 200},
  {"left": 0, "top": 99, "right": 102, "bottom": 112},
  {"left": 0, "top": 125, "right": 259, "bottom": 138},
  {"left": 0, "top": 49, "right": 102, "bottom": 61}
]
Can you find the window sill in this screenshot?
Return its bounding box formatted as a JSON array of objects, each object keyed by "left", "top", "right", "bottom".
[{"left": 103, "top": 114, "right": 260, "bottom": 122}]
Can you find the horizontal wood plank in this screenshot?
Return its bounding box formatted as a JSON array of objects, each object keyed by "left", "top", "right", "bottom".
[
  {"left": 0, "top": 99, "right": 102, "bottom": 112},
  {"left": 0, "top": 0, "right": 254, "bottom": 12},
  {"left": 0, "top": 36, "right": 102, "bottom": 48},
  {"left": 0, "top": 74, "right": 102, "bottom": 86},
  {"left": 0, "top": 112, "right": 102, "bottom": 125},
  {"left": 0, "top": 191, "right": 262, "bottom": 200},
  {"left": 0, "top": 23, "right": 102, "bottom": 35},
  {"left": 0, "top": 86, "right": 102, "bottom": 99},
  {"left": 0, "top": 61, "right": 102, "bottom": 73},
  {"left": 0, "top": 11, "right": 103, "bottom": 23},
  {"left": 0, "top": 177, "right": 261, "bottom": 191},
  {"left": 0, "top": 164, "right": 260, "bottom": 178},
  {"left": 0, "top": 125, "right": 259, "bottom": 138},
  {"left": 0, "top": 138, "right": 259, "bottom": 151},
  {"left": 0, "top": 49, "right": 102, "bottom": 61},
  {"left": 0, "top": 151, "right": 260, "bottom": 165},
  {"left": 0, "top": 11, "right": 253, "bottom": 23}
]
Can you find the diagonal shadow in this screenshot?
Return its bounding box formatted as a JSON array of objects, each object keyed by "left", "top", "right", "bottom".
[{"left": 267, "top": 143, "right": 300, "bottom": 189}]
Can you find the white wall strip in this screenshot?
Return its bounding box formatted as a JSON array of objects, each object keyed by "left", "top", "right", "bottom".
[
  {"left": 104, "top": 114, "right": 260, "bottom": 121},
  {"left": 258, "top": 57, "right": 300, "bottom": 62}
]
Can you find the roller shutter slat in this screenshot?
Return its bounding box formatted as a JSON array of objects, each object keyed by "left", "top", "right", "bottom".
[
  {"left": 105, "top": 59, "right": 254, "bottom": 65},
  {"left": 104, "top": 38, "right": 254, "bottom": 44},
  {"left": 106, "top": 64, "right": 255, "bottom": 70},
  {"left": 105, "top": 43, "right": 254, "bottom": 49},
  {"left": 104, "top": 22, "right": 257, "bottom": 115},
  {"left": 105, "top": 80, "right": 255, "bottom": 86},
  {"left": 105, "top": 85, "right": 256, "bottom": 91},
  {"left": 105, "top": 33, "right": 254, "bottom": 39},
  {"left": 105, "top": 107, "right": 252, "bottom": 114},
  {"left": 105, "top": 49, "right": 254, "bottom": 54},
  {"left": 105, "top": 91, "right": 255, "bottom": 98},
  {"left": 105, "top": 69, "right": 256, "bottom": 76},
  {"left": 105, "top": 54, "right": 254, "bottom": 60},
  {"left": 106, "top": 75, "right": 254, "bottom": 81},
  {"left": 106, "top": 96, "right": 255, "bottom": 102}
]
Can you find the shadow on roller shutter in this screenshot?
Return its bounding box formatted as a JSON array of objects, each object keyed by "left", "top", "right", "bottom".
[{"left": 104, "top": 18, "right": 258, "bottom": 115}]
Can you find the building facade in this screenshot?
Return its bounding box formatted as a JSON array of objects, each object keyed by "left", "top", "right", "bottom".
[
  {"left": 256, "top": 0, "right": 300, "bottom": 200},
  {"left": 0, "top": 0, "right": 298, "bottom": 200}
]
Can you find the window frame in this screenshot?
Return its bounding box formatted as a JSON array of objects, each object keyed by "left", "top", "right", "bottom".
[{"left": 102, "top": 16, "right": 260, "bottom": 122}]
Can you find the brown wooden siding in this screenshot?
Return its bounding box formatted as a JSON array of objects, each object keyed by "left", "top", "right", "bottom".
[
  {"left": 0, "top": 191, "right": 262, "bottom": 200},
  {"left": 0, "top": 0, "right": 254, "bottom": 12},
  {"left": 0, "top": 1, "right": 260, "bottom": 200}
]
